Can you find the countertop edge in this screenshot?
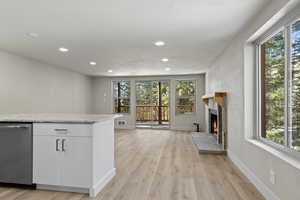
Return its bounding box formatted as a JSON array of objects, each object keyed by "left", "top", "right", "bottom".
[{"left": 0, "top": 114, "right": 123, "bottom": 124}]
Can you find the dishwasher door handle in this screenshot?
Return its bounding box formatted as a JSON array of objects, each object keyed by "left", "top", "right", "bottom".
[{"left": 0, "top": 125, "right": 30, "bottom": 129}]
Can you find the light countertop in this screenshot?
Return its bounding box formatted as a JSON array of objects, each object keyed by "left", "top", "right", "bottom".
[{"left": 0, "top": 113, "right": 122, "bottom": 123}]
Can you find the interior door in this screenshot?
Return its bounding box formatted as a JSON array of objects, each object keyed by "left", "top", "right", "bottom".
[{"left": 33, "top": 136, "right": 61, "bottom": 185}]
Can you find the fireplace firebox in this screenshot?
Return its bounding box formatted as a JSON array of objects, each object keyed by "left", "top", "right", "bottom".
[
  {"left": 209, "top": 109, "right": 218, "bottom": 134},
  {"left": 208, "top": 107, "right": 222, "bottom": 144}
]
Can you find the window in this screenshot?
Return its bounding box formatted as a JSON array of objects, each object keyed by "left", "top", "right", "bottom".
[
  {"left": 258, "top": 18, "right": 300, "bottom": 152},
  {"left": 260, "top": 31, "right": 285, "bottom": 145},
  {"left": 175, "top": 80, "right": 196, "bottom": 114},
  {"left": 113, "top": 81, "right": 130, "bottom": 113},
  {"left": 291, "top": 20, "right": 300, "bottom": 151}
]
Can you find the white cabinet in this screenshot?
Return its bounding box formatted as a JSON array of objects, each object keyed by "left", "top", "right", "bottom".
[
  {"left": 33, "top": 135, "right": 61, "bottom": 186},
  {"left": 32, "top": 120, "right": 115, "bottom": 197},
  {"left": 33, "top": 124, "right": 92, "bottom": 189},
  {"left": 61, "top": 137, "right": 91, "bottom": 188}
]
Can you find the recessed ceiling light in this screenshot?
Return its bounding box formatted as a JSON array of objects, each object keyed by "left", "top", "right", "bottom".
[
  {"left": 155, "top": 41, "right": 165, "bottom": 46},
  {"left": 165, "top": 67, "right": 171, "bottom": 71},
  {"left": 161, "top": 58, "right": 169, "bottom": 62},
  {"left": 108, "top": 70, "right": 113, "bottom": 73},
  {"left": 89, "top": 61, "right": 97, "bottom": 66},
  {"left": 27, "top": 32, "right": 39, "bottom": 38},
  {"left": 59, "top": 47, "right": 69, "bottom": 53}
]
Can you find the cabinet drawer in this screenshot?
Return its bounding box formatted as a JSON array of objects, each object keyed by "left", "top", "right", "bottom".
[{"left": 33, "top": 123, "right": 92, "bottom": 137}]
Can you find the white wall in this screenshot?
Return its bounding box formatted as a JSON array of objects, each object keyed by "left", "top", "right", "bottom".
[
  {"left": 91, "top": 75, "right": 206, "bottom": 131},
  {"left": 206, "top": 0, "right": 300, "bottom": 199},
  {"left": 0, "top": 50, "right": 92, "bottom": 114}
]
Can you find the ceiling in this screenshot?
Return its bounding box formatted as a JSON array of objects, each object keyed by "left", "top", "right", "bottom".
[{"left": 0, "top": 0, "right": 270, "bottom": 76}]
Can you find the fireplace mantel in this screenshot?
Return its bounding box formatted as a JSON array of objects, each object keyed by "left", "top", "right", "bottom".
[{"left": 202, "top": 92, "right": 227, "bottom": 107}]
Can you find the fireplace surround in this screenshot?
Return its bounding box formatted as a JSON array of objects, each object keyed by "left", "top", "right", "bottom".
[{"left": 202, "top": 92, "right": 227, "bottom": 152}]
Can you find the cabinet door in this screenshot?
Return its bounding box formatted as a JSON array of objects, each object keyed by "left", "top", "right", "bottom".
[
  {"left": 33, "top": 136, "right": 61, "bottom": 185},
  {"left": 61, "top": 137, "right": 92, "bottom": 188}
]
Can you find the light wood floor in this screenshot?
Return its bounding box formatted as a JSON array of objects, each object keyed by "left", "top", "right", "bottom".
[{"left": 0, "top": 129, "right": 265, "bottom": 200}]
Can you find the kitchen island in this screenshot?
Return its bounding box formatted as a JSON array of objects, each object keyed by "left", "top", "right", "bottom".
[{"left": 0, "top": 114, "right": 120, "bottom": 197}]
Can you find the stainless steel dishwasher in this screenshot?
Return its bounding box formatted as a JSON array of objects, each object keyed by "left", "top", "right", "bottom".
[{"left": 0, "top": 123, "right": 33, "bottom": 185}]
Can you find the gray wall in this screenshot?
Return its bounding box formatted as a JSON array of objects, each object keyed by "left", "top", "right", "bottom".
[
  {"left": 0, "top": 50, "right": 92, "bottom": 114},
  {"left": 91, "top": 75, "right": 206, "bottom": 131},
  {"left": 206, "top": 0, "right": 300, "bottom": 199}
]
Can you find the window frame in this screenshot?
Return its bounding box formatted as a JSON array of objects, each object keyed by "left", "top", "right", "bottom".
[
  {"left": 175, "top": 79, "right": 197, "bottom": 115},
  {"left": 256, "top": 17, "right": 300, "bottom": 159},
  {"left": 112, "top": 80, "right": 131, "bottom": 114}
]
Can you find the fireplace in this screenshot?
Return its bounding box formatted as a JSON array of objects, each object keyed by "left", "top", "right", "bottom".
[
  {"left": 201, "top": 92, "right": 227, "bottom": 153},
  {"left": 209, "top": 109, "right": 218, "bottom": 134},
  {"left": 209, "top": 108, "right": 222, "bottom": 144}
]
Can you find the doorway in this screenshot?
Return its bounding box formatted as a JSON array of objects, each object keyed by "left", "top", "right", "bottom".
[{"left": 135, "top": 80, "right": 170, "bottom": 129}]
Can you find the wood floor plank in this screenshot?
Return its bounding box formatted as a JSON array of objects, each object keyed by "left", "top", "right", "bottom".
[
  {"left": 0, "top": 129, "right": 264, "bottom": 200},
  {"left": 0, "top": 188, "right": 28, "bottom": 200}
]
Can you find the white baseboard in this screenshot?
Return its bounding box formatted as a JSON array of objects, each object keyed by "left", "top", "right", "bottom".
[
  {"left": 115, "top": 126, "right": 135, "bottom": 129},
  {"left": 37, "top": 168, "right": 116, "bottom": 198},
  {"left": 228, "top": 150, "right": 280, "bottom": 200},
  {"left": 36, "top": 184, "right": 89, "bottom": 194},
  {"left": 115, "top": 125, "right": 135, "bottom": 129},
  {"left": 90, "top": 168, "right": 116, "bottom": 197},
  {"left": 170, "top": 126, "right": 195, "bottom": 131}
]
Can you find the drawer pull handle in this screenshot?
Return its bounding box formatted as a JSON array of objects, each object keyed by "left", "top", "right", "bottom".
[
  {"left": 54, "top": 128, "right": 68, "bottom": 133},
  {"left": 62, "top": 139, "right": 66, "bottom": 152},
  {"left": 56, "top": 139, "right": 60, "bottom": 151}
]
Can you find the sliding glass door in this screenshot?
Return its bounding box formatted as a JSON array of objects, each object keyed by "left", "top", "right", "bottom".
[{"left": 135, "top": 80, "right": 170, "bottom": 128}]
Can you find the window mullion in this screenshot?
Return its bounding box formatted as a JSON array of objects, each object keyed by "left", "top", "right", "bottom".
[
  {"left": 284, "top": 25, "right": 288, "bottom": 147},
  {"left": 285, "top": 25, "right": 292, "bottom": 148},
  {"left": 287, "top": 25, "right": 293, "bottom": 148},
  {"left": 256, "top": 43, "right": 262, "bottom": 140}
]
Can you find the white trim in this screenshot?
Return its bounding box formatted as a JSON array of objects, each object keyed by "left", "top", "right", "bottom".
[
  {"left": 111, "top": 80, "right": 131, "bottom": 114},
  {"left": 170, "top": 126, "right": 195, "bottom": 131},
  {"left": 255, "top": 19, "right": 300, "bottom": 158},
  {"left": 137, "top": 78, "right": 172, "bottom": 81},
  {"left": 258, "top": 26, "right": 285, "bottom": 44},
  {"left": 256, "top": 43, "right": 261, "bottom": 140},
  {"left": 89, "top": 168, "right": 116, "bottom": 197},
  {"left": 284, "top": 25, "right": 290, "bottom": 147},
  {"left": 287, "top": 23, "right": 293, "bottom": 148},
  {"left": 116, "top": 125, "right": 135, "bottom": 129},
  {"left": 256, "top": 137, "right": 300, "bottom": 160},
  {"left": 175, "top": 79, "right": 197, "bottom": 115},
  {"left": 246, "top": 139, "right": 300, "bottom": 170},
  {"left": 228, "top": 150, "right": 280, "bottom": 200},
  {"left": 254, "top": 3, "right": 300, "bottom": 44},
  {"left": 36, "top": 184, "right": 89, "bottom": 194},
  {"left": 134, "top": 79, "right": 171, "bottom": 126}
]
